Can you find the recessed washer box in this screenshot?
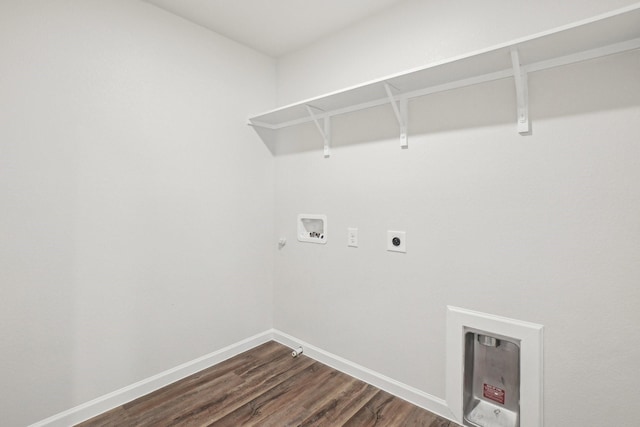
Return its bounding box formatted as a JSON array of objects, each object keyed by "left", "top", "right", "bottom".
[{"left": 297, "top": 214, "right": 327, "bottom": 244}]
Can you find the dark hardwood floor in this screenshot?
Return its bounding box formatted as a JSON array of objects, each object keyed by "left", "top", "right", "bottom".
[{"left": 77, "top": 341, "right": 460, "bottom": 426}]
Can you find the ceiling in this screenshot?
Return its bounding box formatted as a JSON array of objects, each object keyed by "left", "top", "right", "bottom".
[{"left": 143, "top": 0, "right": 406, "bottom": 57}]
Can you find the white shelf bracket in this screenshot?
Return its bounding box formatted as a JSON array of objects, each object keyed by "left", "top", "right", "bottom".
[
  {"left": 384, "top": 83, "right": 408, "bottom": 148},
  {"left": 305, "top": 105, "right": 331, "bottom": 157},
  {"left": 510, "top": 48, "right": 530, "bottom": 134}
]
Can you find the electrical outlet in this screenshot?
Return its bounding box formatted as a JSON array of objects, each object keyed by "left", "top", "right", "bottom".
[
  {"left": 348, "top": 228, "right": 358, "bottom": 247},
  {"left": 387, "top": 230, "right": 406, "bottom": 253}
]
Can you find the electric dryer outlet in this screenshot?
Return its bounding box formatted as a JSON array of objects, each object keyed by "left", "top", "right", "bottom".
[{"left": 387, "top": 230, "right": 406, "bottom": 253}]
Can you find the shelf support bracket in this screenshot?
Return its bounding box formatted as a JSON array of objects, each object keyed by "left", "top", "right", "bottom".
[
  {"left": 384, "top": 83, "right": 408, "bottom": 148},
  {"left": 510, "top": 48, "right": 530, "bottom": 134},
  {"left": 305, "top": 105, "right": 331, "bottom": 157}
]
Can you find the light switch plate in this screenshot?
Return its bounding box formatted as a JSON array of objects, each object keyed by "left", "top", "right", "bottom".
[
  {"left": 348, "top": 228, "right": 358, "bottom": 247},
  {"left": 387, "top": 230, "right": 406, "bottom": 253}
]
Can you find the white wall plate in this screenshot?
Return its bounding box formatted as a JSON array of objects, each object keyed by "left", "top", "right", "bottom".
[
  {"left": 297, "top": 214, "right": 327, "bottom": 244},
  {"left": 387, "top": 230, "right": 406, "bottom": 253}
]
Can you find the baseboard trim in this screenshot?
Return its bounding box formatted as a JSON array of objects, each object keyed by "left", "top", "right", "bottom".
[
  {"left": 28, "top": 330, "right": 274, "bottom": 427},
  {"left": 31, "top": 329, "right": 457, "bottom": 426},
  {"left": 271, "top": 329, "right": 456, "bottom": 423}
]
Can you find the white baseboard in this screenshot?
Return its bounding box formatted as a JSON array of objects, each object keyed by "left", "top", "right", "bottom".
[
  {"left": 31, "top": 328, "right": 457, "bottom": 426},
  {"left": 271, "top": 329, "right": 456, "bottom": 424},
  {"left": 28, "top": 330, "right": 274, "bottom": 427}
]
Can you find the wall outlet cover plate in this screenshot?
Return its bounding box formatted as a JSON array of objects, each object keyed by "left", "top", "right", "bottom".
[
  {"left": 387, "top": 230, "right": 406, "bottom": 253},
  {"left": 348, "top": 227, "right": 358, "bottom": 247}
]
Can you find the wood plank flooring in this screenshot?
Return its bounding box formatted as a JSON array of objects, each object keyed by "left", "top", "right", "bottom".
[{"left": 77, "top": 341, "right": 460, "bottom": 427}]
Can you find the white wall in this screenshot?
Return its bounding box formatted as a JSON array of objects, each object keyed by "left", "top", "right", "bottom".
[
  {"left": 273, "top": 1, "right": 640, "bottom": 426},
  {"left": 277, "top": 0, "right": 638, "bottom": 104},
  {"left": 0, "top": 1, "right": 275, "bottom": 426},
  {"left": 2, "top": 1, "right": 639, "bottom": 426}
]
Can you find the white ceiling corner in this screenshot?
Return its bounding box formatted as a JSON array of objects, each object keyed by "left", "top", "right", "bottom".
[{"left": 143, "top": 0, "right": 406, "bottom": 57}]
